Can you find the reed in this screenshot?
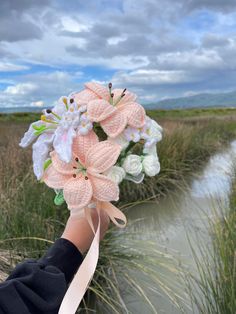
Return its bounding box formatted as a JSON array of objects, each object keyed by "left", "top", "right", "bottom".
[{"left": 185, "top": 182, "right": 236, "bottom": 314}]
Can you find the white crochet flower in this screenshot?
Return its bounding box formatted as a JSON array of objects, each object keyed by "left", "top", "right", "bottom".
[
  {"left": 19, "top": 94, "right": 91, "bottom": 180},
  {"left": 141, "top": 117, "right": 162, "bottom": 149},
  {"left": 122, "top": 154, "right": 142, "bottom": 177},
  {"left": 78, "top": 112, "right": 93, "bottom": 135},
  {"left": 124, "top": 126, "right": 141, "bottom": 143},
  {"left": 104, "top": 166, "right": 126, "bottom": 184},
  {"left": 144, "top": 138, "right": 157, "bottom": 149},
  {"left": 148, "top": 118, "right": 162, "bottom": 141},
  {"left": 142, "top": 155, "right": 160, "bottom": 177},
  {"left": 143, "top": 144, "right": 157, "bottom": 156},
  {"left": 108, "top": 133, "right": 129, "bottom": 149}
]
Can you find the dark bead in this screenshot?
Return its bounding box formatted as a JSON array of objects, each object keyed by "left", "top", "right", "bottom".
[{"left": 73, "top": 174, "right": 76, "bottom": 178}]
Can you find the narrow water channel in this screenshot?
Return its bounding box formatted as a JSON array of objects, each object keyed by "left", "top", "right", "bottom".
[{"left": 124, "top": 141, "right": 236, "bottom": 313}]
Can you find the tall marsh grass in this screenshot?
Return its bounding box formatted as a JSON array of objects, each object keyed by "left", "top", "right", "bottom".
[
  {"left": 185, "top": 187, "right": 236, "bottom": 314},
  {"left": 82, "top": 223, "right": 188, "bottom": 313}
]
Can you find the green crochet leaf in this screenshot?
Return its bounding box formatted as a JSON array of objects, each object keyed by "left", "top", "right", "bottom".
[
  {"left": 43, "top": 159, "right": 52, "bottom": 170},
  {"left": 34, "top": 129, "right": 47, "bottom": 136},
  {"left": 54, "top": 190, "right": 65, "bottom": 206},
  {"left": 33, "top": 124, "right": 45, "bottom": 130},
  {"left": 33, "top": 124, "right": 47, "bottom": 133}
]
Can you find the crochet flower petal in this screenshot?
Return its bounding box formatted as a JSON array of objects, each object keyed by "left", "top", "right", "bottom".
[
  {"left": 32, "top": 133, "right": 54, "bottom": 180},
  {"left": 53, "top": 126, "right": 76, "bottom": 163},
  {"left": 53, "top": 100, "right": 67, "bottom": 116},
  {"left": 50, "top": 151, "right": 75, "bottom": 175},
  {"left": 87, "top": 99, "right": 116, "bottom": 122},
  {"left": 43, "top": 165, "right": 69, "bottom": 189},
  {"left": 19, "top": 121, "right": 43, "bottom": 148},
  {"left": 86, "top": 141, "right": 121, "bottom": 173},
  {"left": 119, "top": 102, "right": 145, "bottom": 128},
  {"left": 72, "top": 130, "right": 98, "bottom": 165},
  {"left": 63, "top": 177, "right": 93, "bottom": 210},
  {"left": 85, "top": 82, "right": 110, "bottom": 100},
  {"left": 88, "top": 172, "right": 119, "bottom": 202},
  {"left": 101, "top": 110, "right": 127, "bottom": 137},
  {"left": 112, "top": 88, "right": 137, "bottom": 106},
  {"left": 74, "top": 89, "right": 98, "bottom": 103},
  {"left": 108, "top": 134, "right": 129, "bottom": 149}
]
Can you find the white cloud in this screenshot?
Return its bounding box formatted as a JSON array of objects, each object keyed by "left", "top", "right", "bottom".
[
  {"left": 0, "top": 71, "right": 83, "bottom": 108},
  {"left": 4, "top": 83, "right": 38, "bottom": 95},
  {"left": 112, "top": 69, "right": 200, "bottom": 86},
  {"left": 156, "top": 50, "right": 224, "bottom": 70},
  {"left": 0, "top": 0, "right": 236, "bottom": 104},
  {"left": 61, "top": 16, "right": 90, "bottom": 33},
  {"left": 31, "top": 100, "right": 44, "bottom": 107},
  {"left": 107, "top": 36, "right": 127, "bottom": 45},
  {"left": 0, "top": 62, "right": 29, "bottom": 72}
]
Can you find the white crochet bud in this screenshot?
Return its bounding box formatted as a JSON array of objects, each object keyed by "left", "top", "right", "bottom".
[
  {"left": 108, "top": 134, "right": 129, "bottom": 149},
  {"left": 149, "top": 119, "right": 162, "bottom": 142},
  {"left": 143, "top": 143, "right": 157, "bottom": 156},
  {"left": 149, "top": 120, "right": 162, "bottom": 142},
  {"left": 124, "top": 126, "right": 141, "bottom": 142},
  {"left": 104, "top": 166, "right": 126, "bottom": 184},
  {"left": 122, "top": 154, "right": 142, "bottom": 176},
  {"left": 142, "top": 155, "right": 160, "bottom": 177}
]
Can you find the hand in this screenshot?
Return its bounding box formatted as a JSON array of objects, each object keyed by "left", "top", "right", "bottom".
[{"left": 61, "top": 209, "right": 110, "bottom": 254}]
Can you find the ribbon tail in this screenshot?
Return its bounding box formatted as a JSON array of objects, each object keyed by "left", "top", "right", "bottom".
[
  {"left": 59, "top": 207, "right": 101, "bottom": 314},
  {"left": 102, "top": 202, "right": 127, "bottom": 228},
  {"left": 84, "top": 206, "right": 96, "bottom": 234}
]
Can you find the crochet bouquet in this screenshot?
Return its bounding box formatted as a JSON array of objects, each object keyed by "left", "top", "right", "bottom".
[{"left": 19, "top": 82, "right": 162, "bottom": 313}]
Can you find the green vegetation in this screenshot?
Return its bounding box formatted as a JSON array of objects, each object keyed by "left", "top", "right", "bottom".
[
  {"left": 186, "top": 181, "right": 236, "bottom": 314},
  {"left": 82, "top": 225, "right": 187, "bottom": 313},
  {"left": 147, "top": 107, "right": 236, "bottom": 119},
  {"left": 0, "top": 112, "right": 40, "bottom": 123},
  {"left": 1, "top": 106, "right": 236, "bottom": 123},
  {"left": 0, "top": 110, "right": 236, "bottom": 312}
]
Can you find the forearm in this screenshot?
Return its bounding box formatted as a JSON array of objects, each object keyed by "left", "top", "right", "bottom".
[{"left": 0, "top": 238, "right": 83, "bottom": 314}]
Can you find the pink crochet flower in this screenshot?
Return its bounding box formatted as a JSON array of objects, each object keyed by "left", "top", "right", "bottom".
[
  {"left": 73, "top": 88, "right": 98, "bottom": 104},
  {"left": 85, "top": 82, "right": 146, "bottom": 137},
  {"left": 43, "top": 130, "right": 121, "bottom": 211}
]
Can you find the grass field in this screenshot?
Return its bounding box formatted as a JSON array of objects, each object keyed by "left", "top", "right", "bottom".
[
  {"left": 186, "top": 175, "right": 236, "bottom": 314},
  {"left": 1, "top": 107, "right": 236, "bottom": 123},
  {"left": 0, "top": 108, "right": 236, "bottom": 312},
  {"left": 147, "top": 107, "right": 236, "bottom": 119}
]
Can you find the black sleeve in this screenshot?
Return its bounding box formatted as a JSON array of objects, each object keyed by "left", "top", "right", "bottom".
[{"left": 0, "top": 238, "right": 83, "bottom": 314}]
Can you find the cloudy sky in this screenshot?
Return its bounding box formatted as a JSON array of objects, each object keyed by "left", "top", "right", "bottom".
[{"left": 0, "top": 0, "right": 236, "bottom": 108}]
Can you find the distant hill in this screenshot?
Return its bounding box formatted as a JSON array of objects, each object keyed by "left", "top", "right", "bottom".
[
  {"left": 1, "top": 90, "right": 236, "bottom": 113},
  {"left": 0, "top": 106, "right": 48, "bottom": 114},
  {"left": 146, "top": 90, "right": 236, "bottom": 110}
]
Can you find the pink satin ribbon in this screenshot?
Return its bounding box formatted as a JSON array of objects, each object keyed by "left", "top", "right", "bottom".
[{"left": 59, "top": 202, "right": 127, "bottom": 314}]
